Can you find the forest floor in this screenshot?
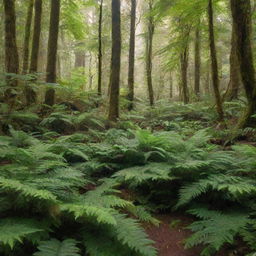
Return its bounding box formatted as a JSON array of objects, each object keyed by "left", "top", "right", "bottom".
[
  {"left": 145, "top": 215, "right": 230, "bottom": 256},
  {"left": 144, "top": 214, "right": 201, "bottom": 256}
]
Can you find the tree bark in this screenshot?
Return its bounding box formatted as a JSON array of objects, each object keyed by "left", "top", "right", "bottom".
[
  {"left": 194, "top": 25, "right": 201, "bottom": 99},
  {"left": 3, "top": 0, "right": 19, "bottom": 97},
  {"left": 208, "top": 0, "right": 224, "bottom": 121},
  {"left": 170, "top": 72, "right": 173, "bottom": 99},
  {"left": 44, "top": 0, "right": 61, "bottom": 106},
  {"left": 145, "top": 0, "right": 154, "bottom": 107},
  {"left": 27, "top": 0, "right": 42, "bottom": 105},
  {"left": 88, "top": 52, "right": 93, "bottom": 89},
  {"left": 127, "top": 0, "right": 136, "bottom": 110},
  {"left": 180, "top": 46, "right": 189, "bottom": 104},
  {"left": 22, "top": 0, "right": 34, "bottom": 74},
  {"left": 97, "top": 0, "right": 103, "bottom": 96},
  {"left": 29, "top": 0, "right": 42, "bottom": 73},
  {"left": 225, "top": 17, "right": 241, "bottom": 101},
  {"left": 231, "top": 0, "right": 256, "bottom": 128},
  {"left": 74, "top": 51, "right": 85, "bottom": 69},
  {"left": 108, "top": 0, "right": 121, "bottom": 121}
]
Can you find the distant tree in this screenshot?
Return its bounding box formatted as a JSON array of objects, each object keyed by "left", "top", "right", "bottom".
[
  {"left": 179, "top": 28, "right": 190, "bottom": 104},
  {"left": 22, "top": 0, "right": 34, "bottom": 74},
  {"left": 3, "top": 0, "right": 19, "bottom": 100},
  {"left": 145, "top": 0, "right": 155, "bottom": 107},
  {"left": 225, "top": 22, "right": 241, "bottom": 101},
  {"left": 194, "top": 24, "right": 201, "bottom": 99},
  {"left": 108, "top": 0, "right": 121, "bottom": 121},
  {"left": 231, "top": 0, "right": 256, "bottom": 128},
  {"left": 29, "top": 0, "right": 42, "bottom": 74},
  {"left": 26, "top": 0, "right": 42, "bottom": 105},
  {"left": 169, "top": 72, "right": 173, "bottom": 99},
  {"left": 208, "top": 0, "right": 224, "bottom": 121},
  {"left": 127, "top": 0, "right": 136, "bottom": 110},
  {"left": 97, "top": 0, "right": 103, "bottom": 96},
  {"left": 44, "top": 0, "right": 61, "bottom": 106}
]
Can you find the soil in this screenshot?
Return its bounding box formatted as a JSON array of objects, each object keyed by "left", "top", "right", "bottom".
[
  {"left": 144, "top": 214, "right": 231, "bottom": 256},
  {"left": 144, "top": 214, "right": 201, "bottom": 256}
]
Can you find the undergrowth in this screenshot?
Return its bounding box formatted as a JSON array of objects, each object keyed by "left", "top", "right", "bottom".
[{"left": 0, "top": 84, "right": 256, "bottom": 255}]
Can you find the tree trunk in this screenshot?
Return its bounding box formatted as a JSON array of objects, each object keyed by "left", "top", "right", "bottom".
[
  {"left": 127, "top": 0, "right": 136, "bottom": 110},
  {"left": 194, "top": 25, "right": 201, "bottom": 99},
  {"left": 231, "top": 0, "right": 256, "bottom": 128},
  {"left": 97, "top": 0, "right": 103, "bottom": 96},
  {"left": 44, "top": 0, "right": 61, "bottom": 106},
  {"left": 146, "top": 0, "right": 154, "bottom": 107},
  {"left": 27, "top": 0, "right": 42, "bottom": 105},
  {"left": 180, "top": 46, "right": 189, "bottom": 104},
  {"left": 88, "top": 52, "right": 93, "bottom": 89},
  {"left": 108, "top": 0, "right": 121, "bottom": 121},
  {"left": 225, "top": 21, "right": 241, "bottom": 101},
  {"left": 170, "top": 72, "right": 173, "bottom": 99},
  {"left": 29, "top": 0, "right": 42, "bottom": 73},
  {"left": 74, "top": 51, "right": 85, "bottom": 70},
  {"left": 22, "top": 0, "right": 34, "bottom": 74},
  {"left": 208, "top": 0, "right": 224, "bottom": 121},
  {"left": 3, "top": 0, "right": 19, "bottom": 99},
  {"left": 205, "top": 59, "right": 211, "bottom": 94}
]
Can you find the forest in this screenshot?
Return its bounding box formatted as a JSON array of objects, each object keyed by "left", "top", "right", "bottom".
[{"left": 1, "top": 0, "right": 256, "bottom": 255}]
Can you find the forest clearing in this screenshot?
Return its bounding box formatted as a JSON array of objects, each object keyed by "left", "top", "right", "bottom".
[{"left": 1, "top": 0, "right": 256, "bottom": 255}]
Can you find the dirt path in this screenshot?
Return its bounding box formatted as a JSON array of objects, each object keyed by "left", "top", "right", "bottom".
[{"left": 144, "top": 214, "right": 202, "bottom": 256}]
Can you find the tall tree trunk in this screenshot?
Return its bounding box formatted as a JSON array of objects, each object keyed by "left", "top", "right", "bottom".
[
  {"left": 27, "top": 0, "right": 42, "bottom": 105},
  {"left": 146, "top": 0, "right": 154, "bottom": 107},
  {"left": 208, "top": 0, "right": 224, "bottom": 121},
  {"left": 127, "top": 0, "right": 136, "bottom": 110},
  {"left": 194, "top": 25, "right": 201, "bottom": 99},
  {"left": 205, "top": 59, "right": 211, "bottom": 94},
  {"left": 225, "top": 22, "right": 241, "bottom": 101},
  {"left": 3, "top": 0, "right": 19, "bottom": 101},
  {"left": 231, "top": 0, "right": 256, "bottom": 128},
  {"left": 108, "top": 0, "right": 121, "bottom": 121},
  {"left": 97, "top": 0, "right": 103, "bottom": 96},
  {"left": 74, "top": 51, "right": 85, "bottom": 70},
  {"left": 180, "top": 46, "right": 189, "bottom": 104},
  {"left": 88, "top": 52, "right": 93, "bottom": 89},
  {"left": 44, "top": 0, "right": 61, "bottom": 106},
  {"left": 29, "top": 0, "right": 42, "bottom": 73},
  {"left": 22, "top": 0, "right": 34, "bottom": 74},
  {"left": 170, "top": 72, "right": 173, "bottom": 99}
]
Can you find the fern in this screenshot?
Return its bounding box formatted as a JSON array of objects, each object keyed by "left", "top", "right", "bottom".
[
  {"left": 0, "top": 218, "right": 44, "bottom": 249},
  {"left": 60, "top": 203, "right": 118, "bottom": 225},
  {"left": 83, "top": 213, "right": 157, "bottom": 256},
  {"left": 0, "top": 177, "right": 58, "bottom": 202},
  {"left": 113, "top": 162, "right": 174, "bottom": 185},
  {"left": 34, "top": 239, "right": 80, "bottom": 256},
  {"left": 185, "top": 208, "right": 250, "bottom": 255},
  {"left": 176, "top": 174, "right": 256, "bottom": 208},
  {"left": 113, "top": 213, "right": 157, "bottom": 256}
]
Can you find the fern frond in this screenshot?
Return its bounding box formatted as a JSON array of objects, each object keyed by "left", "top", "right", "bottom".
[
  {"left": 60, "top": 203, "right": 117, "bottom": 225},
  {"left": 176, "top": 174, "right": 256, "bottom": 208},
  {"left": 0, "top": 218, "right": 44, "bottom": 249},
  {"left": 113, "top": 213, "right": 157, "bottom": 256},
  {"left": 185, "top": 208, "right": 250, "bottom": 254},
  {"left": 113, "top": 162, "right": 174, "bottom": 185},
  {"left": 34, "top": 239, "right": 80, "bottom": 256},
  {"left": 0, "top": 177, "right": 57, "bottom": 202}
]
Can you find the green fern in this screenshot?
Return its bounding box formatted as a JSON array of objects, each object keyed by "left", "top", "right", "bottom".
[
  {"left": 0, "top": 177, "right": 57, "bottom": 202},
  {"left": 34, "top": 239, "right": 80, "bottom": 256},
  {"left": 113, "top": 162, "right": 174, "bottom": 185},
  {"left": 0, "top": 218, "right": 44, "bottom": 249},
  {"left": 176, "top": 174, "right": 256, "bottom": 208},
  {"left": 185, "top": 208, "right": 250, "bottom": 255},
  {"left": 60, "top": 203, "right": 117, "bottom": 225}
]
